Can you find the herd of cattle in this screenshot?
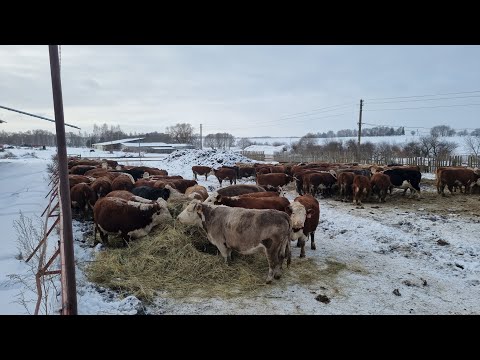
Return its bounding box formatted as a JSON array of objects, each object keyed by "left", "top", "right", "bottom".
[{"left": 66, "top": 158, "right": 480, "bottom": 283}]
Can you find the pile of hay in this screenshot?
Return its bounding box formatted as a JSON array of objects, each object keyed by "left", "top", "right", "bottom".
[{"left": 85, "top": 222, "right": 320, "bottom": 302}]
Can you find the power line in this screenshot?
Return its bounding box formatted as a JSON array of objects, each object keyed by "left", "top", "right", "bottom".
[
  {"left": 365, "top": 90, "right": 480, "bottom": 101},
  {"left": 210, "top": 112, "right": 351, "bottom": 132},
  {"left": 364, "top": 103, "right": 480, "bottom": 112},
  {"left": 362, "top": 122, "right": 477, "bottom": 131},
  {"left": 367, "top": 94, "right": 480, "bottom": 105},
  {"left": 0, "top": 104, "right": 81, "bottom": 130},
  {"left": 277, "top": 102, "right": 355, "bottom": 120}
]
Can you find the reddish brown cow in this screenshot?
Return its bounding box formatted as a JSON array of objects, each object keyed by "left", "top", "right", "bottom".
[
  {"left": 291, "top": 194, "right": 320, "bottom": 257},
  {"left": 68, "top": 159, "right": 101, "bottom": 168},
  {"left": 93, "top": 197, "right": 171, "bottom": 246},
  {"left": 213, "top": 168, "right": 237, "bottom": 187},
  {"left": 106, "top": 190, "right": 155, "bottom": 203},
  {"left": 192, "top": 166, "right": 213, "bottom": 181},
  {"left": 84, "top": 168, "right": 112, "bottom": 179},
  {"left": 91, "top": 176, "right": 112, "bottom": 198},
  {"left": 256, "top": 173, "right": 292, "bottom": 188},
  {"left": 237, "top": 166, "right": 256, "bottom": 179},
  {"left": 256, "top": 167, "right": 271, "bottom": 176},
  {"left": 111, "top": 175, "right": 134, "bottom": 192},
  {"left": 70, "top": 165, "right": 98, "bottom": 175},
  {"left": 269, "top": 165, "right": 286, "bottom": 174},
  {"left": 370, "top": 173, "right": 391, "bottom": 202},
  {"left": 70, "top": 183, "right": 97, "bottom": 220},
  {"left": 214, "top": 195, "right": 292, "bottom": 215},
  {"left": 207, "top": 184, "right": 266, "bottom": 200},
  {"left": 130, "top": 166, "right": 168, "bottom": 176},
  {"left": 164, "top": 179, "right": 198, "bottom": 193},
  {"left": 237, "top": 192, "right": 279, "bottom": 199},
  {"left": 184, "top": 185, "right": 209, "bottom": 201},
  {"left": 337, "top": 172, "right": 355, "bottom": 201},
  {"left": 438, "top": 168, "right": 480, "bottom": 196},
  {"left": 68, "top": 175, "right": 93, "bottom": 188},
  {"left": 303, "top": 172, "right": 336, "bottom": 196},
  {"left": 134, "top": 179, "right": 158, "bottom": 188},
  {"left": 352, "top": 175, "right": 371, "bottom": 205}
]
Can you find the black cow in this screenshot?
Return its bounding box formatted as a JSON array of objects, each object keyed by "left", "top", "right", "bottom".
[
  {"left": 110, "top": 169, "right": 146, "bottom": 181},
  {"left": 383, "top": 168, "right": 421, "bottom": 196},
  {"left": 132, "top": 186, "right": 171, "bottom": 201}
]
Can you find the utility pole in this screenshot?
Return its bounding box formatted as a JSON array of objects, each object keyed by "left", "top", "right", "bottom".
[
  {"left": 200, "top": 124, "right": 203, "bottom": 150},
  {"left": 48, "top": 45, "right": 77, "bottom": 315},
  {"left": 357, "top": 99, "right": 364, "bottom": 162}
]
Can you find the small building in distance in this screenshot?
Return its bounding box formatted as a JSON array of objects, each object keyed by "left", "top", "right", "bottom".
[
  {"left": 121, "top": 142, "right": 195, "bottom": 154},
  {"left": 92, "top": 138, "right": 145, "bottom": 152}
]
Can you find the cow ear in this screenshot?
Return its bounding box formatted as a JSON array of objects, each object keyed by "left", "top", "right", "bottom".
[
  {"left": 195, "top": 202, "right": 203, "bottom": 214},
  {"left": 307, "top": 208, "right": 313, "bottom": 218}
]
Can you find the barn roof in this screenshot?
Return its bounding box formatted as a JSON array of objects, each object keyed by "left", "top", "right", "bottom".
[{"left": 92, "top": 137, "right": 144, "bottom": 146}]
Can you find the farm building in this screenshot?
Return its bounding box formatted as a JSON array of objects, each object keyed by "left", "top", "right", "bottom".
[
  {"left": 91, "top": 137, "right": 144, "bottom": 151},
  {"left": 121, "top": 142, "right": 195, "bottom": 154}
]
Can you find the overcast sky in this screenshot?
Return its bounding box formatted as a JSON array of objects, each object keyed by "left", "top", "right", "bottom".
[{"left": 1, "top": 45, "right": 480, "bottom": 138}]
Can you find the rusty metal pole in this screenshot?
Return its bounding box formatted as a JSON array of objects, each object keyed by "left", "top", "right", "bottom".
[{"left": 48, "top": 45, "right": 78, "bottom": 315}]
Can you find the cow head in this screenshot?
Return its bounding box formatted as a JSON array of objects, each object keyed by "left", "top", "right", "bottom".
[
  {"left": 177, "top": 199, "right": 204, "bottom": 226},
  {"left": 203, "top": 191, "right": 219, "bottom": 204},
  {"left": 290, "top": 201, "right": 307, "bottom": 232}
]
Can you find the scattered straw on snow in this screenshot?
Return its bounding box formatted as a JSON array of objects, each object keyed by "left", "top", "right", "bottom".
[{"left": 85, "top": 222, "right": 320, "bottom": 302}]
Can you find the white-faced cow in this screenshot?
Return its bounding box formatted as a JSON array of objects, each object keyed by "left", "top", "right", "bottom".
[
  {"left": 177, "top": 200, "right": 291, "bottom": 283},
  {"left": 93, "top": 197, "right": 172, "bottom": 246}
]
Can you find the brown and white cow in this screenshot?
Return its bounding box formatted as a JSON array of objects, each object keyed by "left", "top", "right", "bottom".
[
  {"left": 204, "top": 184, "right": 266, "bottom": 202},
  {"left": 438, "top": 168, "right": 480, "bottom": 196},
  {"left": 106, "top": 190, "right": 157, "bottom": 203},
  {"left": 337, "top": 171, "right": 355, "bottom": 202},
  {"left": 290, "top": 194, "right": 320, "bottom": 258},
  {"left": 185, "top": 185, "right": 209, "bottom": 201},
  {"left": 91, "top": 176, "right": 112, "bottom": 199},
  {"left": 93, "top": 197, "right": 171, "bottom": 246},
  {"left": 303, "top": 172, "right": 337, "bottom": 197},
  {"left": 192, "top": 166, "right": 213, "bottom": 181},
  {"left": 177, "top": 200, "right": 291, "bottom": 283},
  {"left": 237, "top": 191, "right": 280, "bottom": 199},
  {"left": 111, "top": 174, "right": 135, "bottom": 192},
  {"left": 352, "top": 175, "right": 371, "bottom": 205},
  {"left": 70, "top": 183, "right": 97, "bottom": 220},
  {"left": 370, "top": 172, "right": 391, "bottom": 203},
  {"left": 213, "top": 195, "right": 292, "bottom": 214},
  {"left": 68, "top": 174, "right": 94, "bottom": 189}
]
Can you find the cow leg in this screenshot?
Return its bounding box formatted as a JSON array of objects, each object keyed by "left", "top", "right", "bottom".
[
  {"left": 298, "top": 237, "right": 306, "bottom": 258},
  {"left": 216, "top": 241, "right": 230, "bottom": 264},
  {"left": 448, "top": 185, "right": 454, "bottom": 195},
  {"left": 193, "top": 172, "right": 197, "bottom": 181},
  {"left": 310, "top": 232, "right": 316, "bottom": 250},
  {"left": 266, "top": 246, "right": 282, "bottom": 281},
  {"left": 99, "top": 230, "right": 108, "bottom": 247},
  {"left": 205, "top": 174, "right": 208, "bottom": 181}
]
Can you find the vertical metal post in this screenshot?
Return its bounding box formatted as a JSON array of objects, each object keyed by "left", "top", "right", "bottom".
[
  {"left": 48, "top": 45, "right": 77, "bottom": 315},
  {"left": 357, "top": 99, "right": 363, "bottom": 162}
]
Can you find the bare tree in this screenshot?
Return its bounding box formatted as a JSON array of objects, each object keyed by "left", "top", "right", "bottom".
[
  {"left": 430, "top": 125, "right": 456, "bottom": 137},
  {"left": 166, "top": 123, "right": 195, "bottom": 144},
  {"left": 420, "top": 135, "right": 457, "bottom": 157},
  {"left": 465, "top": 135, "right": 480, "bottom": 157},
  {"left": 204, "top": 134, "right": 216, "bottom": 149},
  {"left": 237, "top": 137, "right": 253, "bottom": 150}
]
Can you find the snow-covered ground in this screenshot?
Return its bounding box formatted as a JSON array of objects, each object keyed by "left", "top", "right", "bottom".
[{"left": 1, "top": 146, "right": 479, "bottom": 314}]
